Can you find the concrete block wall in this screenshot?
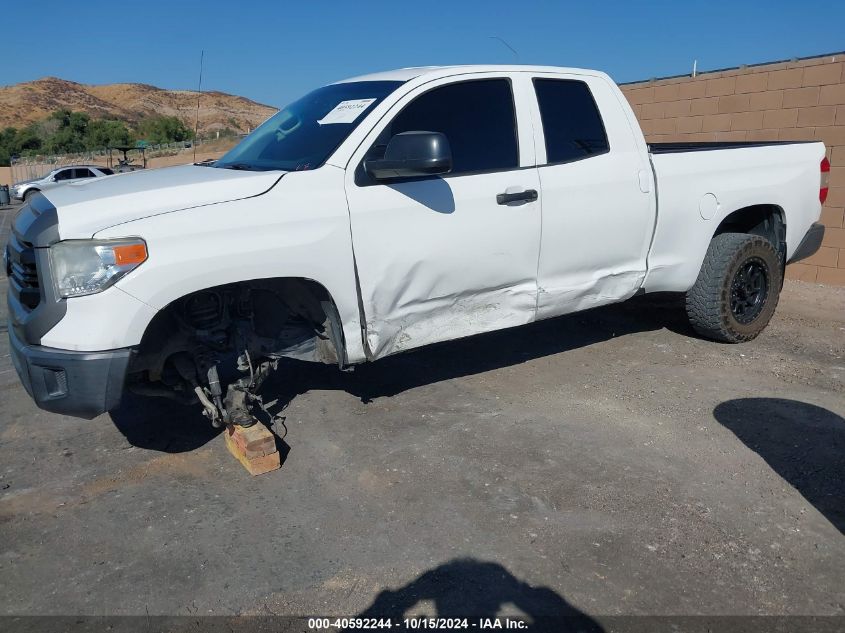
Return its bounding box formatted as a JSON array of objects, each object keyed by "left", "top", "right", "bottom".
[{"left": 620, "top": 53, "right": 845, "bottom": 286}]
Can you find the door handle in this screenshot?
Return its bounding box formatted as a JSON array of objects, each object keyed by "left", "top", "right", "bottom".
[{"left": 496, "top": 189, "right": 538, "bottom": 205}]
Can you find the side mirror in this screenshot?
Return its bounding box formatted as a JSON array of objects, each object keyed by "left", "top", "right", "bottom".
[{"left": 365, "top": 131, "right": 452, "bottom": 180}]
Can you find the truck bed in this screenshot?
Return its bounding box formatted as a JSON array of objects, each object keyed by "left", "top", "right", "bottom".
[
  {"left": 643, "top": 138, "right": 825, "bottom": 293},
  {"left": 648, "top": 140, "right": 815, "bottom": 154}
]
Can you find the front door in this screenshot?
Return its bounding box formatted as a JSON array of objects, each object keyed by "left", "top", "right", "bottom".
[{"left": 345, "top": 76, "right": 541, "bottom": 359}]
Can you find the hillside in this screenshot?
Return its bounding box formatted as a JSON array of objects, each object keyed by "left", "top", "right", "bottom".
[{"left": 0, "top": 77, "right": 277, "bottom": 135}]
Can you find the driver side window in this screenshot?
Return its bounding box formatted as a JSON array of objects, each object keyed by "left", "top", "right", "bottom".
[
  {"left": 54, "top": 169, "right": 74, "bottom": 181},
  {"left": 361, "top": 78, "right": 519, "bottom": 181}
]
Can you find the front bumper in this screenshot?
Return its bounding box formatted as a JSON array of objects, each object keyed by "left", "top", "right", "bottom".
[
  {"left": 788, "top": 222, "right": 825, "bottom": 264},
  {"left": 11, "top": 185, "right": 33, "bottom": 201},
  {"left": 7, "top": 195, "right": 132, "bottom": 418},
  {"left": 9, "top": 325, "right": 133, "bottom": 419}
]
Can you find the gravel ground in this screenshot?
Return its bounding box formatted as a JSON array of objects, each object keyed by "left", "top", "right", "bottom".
[{"left": 0, "top": 201, "right": 843, "bottom": 622}]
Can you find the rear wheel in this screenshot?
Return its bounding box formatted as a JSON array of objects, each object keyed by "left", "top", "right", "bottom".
[{"left": 685, "top": 233, "right": 782, "bottom": 343}]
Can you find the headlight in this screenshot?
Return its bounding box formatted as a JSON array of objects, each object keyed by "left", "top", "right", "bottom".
[{"left": 50, "top": 238, "right": 148, "bottom": 298}]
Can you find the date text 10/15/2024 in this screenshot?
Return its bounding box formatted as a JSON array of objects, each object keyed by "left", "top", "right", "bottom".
[{"left": 308, "top": 617, "right": 530, "bottom": 630}]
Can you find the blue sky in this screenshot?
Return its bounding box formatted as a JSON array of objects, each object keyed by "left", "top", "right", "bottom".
[{"left": 5, "top": 0, "right": 844, "bottom": 108}]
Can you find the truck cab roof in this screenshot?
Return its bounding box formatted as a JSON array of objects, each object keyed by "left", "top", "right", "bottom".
[{"left": 336, "top": 64, "right": 610, "bottom": 84}]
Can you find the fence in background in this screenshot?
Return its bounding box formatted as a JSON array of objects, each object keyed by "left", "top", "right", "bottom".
[{"left": 8, "top": 134, "right": 244, "bottom": 184}]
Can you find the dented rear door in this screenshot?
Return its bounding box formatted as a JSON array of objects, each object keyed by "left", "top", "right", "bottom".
[{"left": 528, "top": 72, "right": 656, "bottom": 318}]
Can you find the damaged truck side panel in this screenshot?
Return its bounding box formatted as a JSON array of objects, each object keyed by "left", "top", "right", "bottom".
[
  {"left": 87, "top": 167, "right": 368, "bottom": 365},
  {"left": 345, "top": 72, "right": 543, "bottom": 358}
]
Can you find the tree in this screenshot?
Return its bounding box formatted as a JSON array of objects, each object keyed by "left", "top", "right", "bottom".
[
  {"left": 135, "top": 116, "right": 194, "bottom": 144},
  {"left": 0, "top": 127, "right": 18, "bottom": 166},
  {"left": 0, "top": 110, "right": 198, "bottom": 166},
  {"left": 0, "top": 126, "right": 43, "bottom": 165},
  {"left": 14, "top": 126, "right": 43, "bottom": 152},
  {"left": 88, "top": 119, "right": 133, "bottom": 148}
]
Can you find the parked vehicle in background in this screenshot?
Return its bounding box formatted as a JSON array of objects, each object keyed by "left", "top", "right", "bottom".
[
  {"left": 6, "top": 65, "right": 827, "bottom": 425},
  {"left": 109, "top": 146, "right": 147, "bottom": 173},
  {"left": 12, "top": 165, "right": 114, "bottom": 202}
]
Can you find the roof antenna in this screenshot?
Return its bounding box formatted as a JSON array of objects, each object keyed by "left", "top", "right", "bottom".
[
  {"left": 193, "top": 49, "right": 204, "bottom": 163},
  {"left": 490, "top": 36, "right": 519, "bottom": 60}
]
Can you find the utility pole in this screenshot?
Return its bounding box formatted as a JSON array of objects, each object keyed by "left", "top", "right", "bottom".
[{"left": 193, "top": 50, "right": 204, "bottom": 163}]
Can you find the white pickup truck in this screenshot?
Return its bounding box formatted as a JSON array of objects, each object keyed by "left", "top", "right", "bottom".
[{"left": 6, "top": 65, "right": 828, "bottom": 424}]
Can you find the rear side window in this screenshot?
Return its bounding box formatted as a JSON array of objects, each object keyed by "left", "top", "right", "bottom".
[
  {"left": 74, "top": 168, "right": 95, "bottom": 178},
  {"left": 533, "top": 79, "right": 609, "bottom": 164},
  {"left": 382, "top": 79, "right": 518, "bottom": 175}
]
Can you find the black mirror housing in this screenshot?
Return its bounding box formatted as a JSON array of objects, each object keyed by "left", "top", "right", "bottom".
[{"left": 365, "top": 131, "right": 452, "bottom": 180}]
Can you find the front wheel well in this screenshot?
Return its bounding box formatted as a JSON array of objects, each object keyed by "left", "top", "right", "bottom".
[{"left": 130, "top": 277, "right": 347, "bottom": 387}]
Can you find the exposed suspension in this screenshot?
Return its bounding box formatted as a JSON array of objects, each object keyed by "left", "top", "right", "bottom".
[{"left": 127, "top": 279, "right": 342, "bottom": 430}]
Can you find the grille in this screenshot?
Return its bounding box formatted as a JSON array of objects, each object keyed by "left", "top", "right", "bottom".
[{"left": 8, "top": 234, "right": 41, "bottom": 310}]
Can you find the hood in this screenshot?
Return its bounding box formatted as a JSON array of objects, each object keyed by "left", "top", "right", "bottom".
[
  {"left": 13, "top": 176, "right": 44, "bottom": 187},
  {"left": 42, "top": 164, "right": 284, "bottom": 239}
]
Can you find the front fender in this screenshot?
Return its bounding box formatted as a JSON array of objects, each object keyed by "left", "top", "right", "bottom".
[{"left": 88, "top": 168, "right": 367, "bottom": 363}]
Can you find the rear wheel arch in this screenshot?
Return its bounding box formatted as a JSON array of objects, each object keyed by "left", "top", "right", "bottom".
[{"left": 713, "top": 204, "right": 786, "bottom": 259}]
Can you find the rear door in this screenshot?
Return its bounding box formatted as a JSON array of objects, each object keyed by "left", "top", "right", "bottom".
[
  {"left": 529, "top": 74, "right": 656, "bottom": 318},
  {"left": 344, "top": 74, "right": 541, "bottom": 359}
]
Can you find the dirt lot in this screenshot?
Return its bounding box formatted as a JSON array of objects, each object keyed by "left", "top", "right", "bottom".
[{"left": 0, "top": 201, "right": 843, "bottom": 623}]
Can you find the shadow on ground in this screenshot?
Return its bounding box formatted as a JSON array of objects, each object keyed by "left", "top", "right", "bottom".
[
  {"left": 713, "top": 398, "right": 844, "bottom": 534},
  {"left": 355, "top": 558, "right": 602, "bottom": 632},
  {"left": 109, "top": 391, "right": 220, "bottom": 453},
  {"left": 268, "top": 293, "right": 692, "bottom": 405},
  {"left": 109, "top": 294, "right": 691, "bottom": 453}
]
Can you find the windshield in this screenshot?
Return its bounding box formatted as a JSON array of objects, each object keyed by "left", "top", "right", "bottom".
[{"left": 215, "top": 80, "right": 403, "bottom": 172}]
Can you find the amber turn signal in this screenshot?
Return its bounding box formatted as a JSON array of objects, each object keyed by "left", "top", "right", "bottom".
[{"left": 113, "top": 243, "right": 148, "bottom": 266}]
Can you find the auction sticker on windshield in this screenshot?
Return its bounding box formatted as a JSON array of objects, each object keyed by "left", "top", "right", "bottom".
[{"left": 318, "top": 99, "right": 377, "bottom": 124}]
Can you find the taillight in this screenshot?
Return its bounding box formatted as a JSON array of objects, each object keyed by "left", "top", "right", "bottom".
[{"left": 820, "top": 156, "right": 830, "bottom": 204}]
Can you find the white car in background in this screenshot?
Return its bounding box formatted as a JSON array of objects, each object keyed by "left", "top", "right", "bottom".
[{"left": 12, "top": 165, "right": 114, "bottom": 202}]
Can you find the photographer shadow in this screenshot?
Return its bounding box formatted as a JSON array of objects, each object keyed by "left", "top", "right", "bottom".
[{"left": 355, "top": 558, "right": 602, "bottom": 632}]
